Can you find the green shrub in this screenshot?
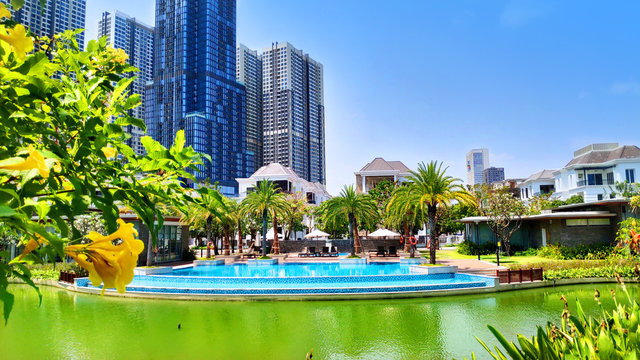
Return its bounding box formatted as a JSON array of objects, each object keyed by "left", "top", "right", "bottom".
[
  {"left": 457, "top": 241, "right": 496, "bottom": 255},
  {"left": 509, "top": 258, "right": 640, "bottom": 280},
  {"left": 537, "top": 243, "right": 619, "bottom": 260},
  {"left": 182, "top": 248, "right": 196, "bottom": 261},
  {"left": 513, "top": 248, "right": 538, "bottom": 256},
  {"left": 474, "top": 283, "right": 640, "bottom": 359}
]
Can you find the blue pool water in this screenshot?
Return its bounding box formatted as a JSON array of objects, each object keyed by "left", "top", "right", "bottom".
[
  {"left": 75, "top": 262, "right": 498, "bottom": 296},
  {"left": 172, "top": 262, "right": 412, "bottom": 277}
]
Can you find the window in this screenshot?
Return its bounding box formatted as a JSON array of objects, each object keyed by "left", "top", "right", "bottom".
[
  {"left": 566, "top": 219, "right": 588, "bottom": 226},
  {"left": 606, "top": 172, "right": 614, "bottom": 184},
  {"left": 588, "top": 218, "right": 610, "bottom": 226},
  {"left": 626, "top": 169, "right": 635, "bottom": 183},
  {"left": 587, "top": 173, "right": 603, "bottom": 185}
]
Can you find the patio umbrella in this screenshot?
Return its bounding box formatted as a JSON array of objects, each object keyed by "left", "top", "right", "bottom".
[
  {"left": 304, "top": 229, "right": 330, "bottom": 252},
  {"left": 368, "top": 228, "right": 401, "bottom": 238}
]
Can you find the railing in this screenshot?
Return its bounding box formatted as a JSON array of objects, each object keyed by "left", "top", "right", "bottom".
[
  {"left": 577, "top": 179, "right": 613, "bottom": 187},
  {"left": 59, "top": 271, "right": 77, "bottom": 284},
  {"left": 496, "top": 268, "right": 543, "bottom": 284}
]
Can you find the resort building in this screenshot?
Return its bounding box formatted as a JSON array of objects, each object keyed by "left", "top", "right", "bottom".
[
  {"left": 461, "top": 199, "right": 637, "bottom": 250},
  {"left": 97, "top": 10, "right": 154, "bottom": 155},
  {"left": 235, "top": 162, "right": 331, "bottom": 204},
  {"left": 466, "top": 148, "right": 489, "bottom": 186},
  {"left": 519, "top": 169, "right": 556, "bottom": 201},
  {"left": 237, "top": 44, "right": 263, "bottom": 172},
  {"left": 147, "top": 0, "right": 251, "bottom": 196},
  {"left": 482, "top": 167, "right": 505, "bottom": 185},
  {"left": 355, "top": 157, "right": 411, "bottom": 193},
  {"left": 262, "top": 42, "right": 326, "bottom": 185},
  {"left": 553, "top": 143, "right": 640, "bottom": 202},
  {"left": 1, "top": 0, "right": 86, "bottom": 50}
]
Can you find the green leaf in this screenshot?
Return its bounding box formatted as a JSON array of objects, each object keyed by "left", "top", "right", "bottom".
[
  {"left": 174, "top": 130, "right": 185, "bottom": 152},
  {"left": 597, "top": 329, "right": 615, "bottom": 358},
  {"left": 0, "top": 206, "right": 16, "bottom": 217},
  {"left": 13, "top": 264, "right": 42, "bottom": 306},
  {"left": 487, "top": 325, "right": 524, "bottom": 360},
  {"left": 11, "top": 0, "right": 24, "bottom": 10}
]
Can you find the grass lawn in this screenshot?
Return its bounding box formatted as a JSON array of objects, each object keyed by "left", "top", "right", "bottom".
[{"left": 422, "top": 248, "right": 552, "bottom": 265}]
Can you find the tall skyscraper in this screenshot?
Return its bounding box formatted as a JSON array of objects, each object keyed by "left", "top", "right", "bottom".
[
  {"left": 1, "top": 0, "right": 86, "bottom": 50},
  {"left": 236, "top": 44, "right": 263, "bottom": 172},
  {"left": 466, "top": 148, "right": 489, "bottom": 186},
  {"left": 148, "top": 0, "right": 250, "bottom": 195},
  {"left": 97, "top": 11, "right": 154, "bottom": 155},
  {"left": 262, "top": 42, "right": 325, "bottom": 184},
  {"left": 482, "top": 166, "right": 505, "bottom": 185}
]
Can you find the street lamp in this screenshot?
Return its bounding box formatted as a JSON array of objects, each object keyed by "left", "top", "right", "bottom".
[{"left": 474, "top": 221, "right": 480, "bottom": 260}]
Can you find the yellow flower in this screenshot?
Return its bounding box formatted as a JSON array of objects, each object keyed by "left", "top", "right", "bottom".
[
  {"left": 0, "top": 24, "right": 34, "bottom": 60},
  {"left": 0, "top": 145, "right": 49, "bottom": 177},
  {"left": 16, "top": 235, "right": 46, "bottom": 261},
  {"left": 0, "top": 3, "right": 11, "bottom": 19},
  {"left": 107, "top": 47, "right": 128, "bottom": 65},
  {"left": 65, "top": 219, "right": 144, "bottom": 294},
  {"left": 101, "top": 146, "right": 117, "bottom": 159}
]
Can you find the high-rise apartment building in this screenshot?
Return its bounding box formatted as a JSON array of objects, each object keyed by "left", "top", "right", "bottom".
[
  {"left": 262, "top": 42, "right": 325, "bottom": 184},
  {"left": 482, "top": 166, "right": 505, "bottom": 185},
  {"left": 97, "top": 11, "right": 154, "bottom": 155},
  {"left": 236, "top": 44, "right": 263, "bottom": 172},
  {"left": 1, "top": 0, "right": 86, "bottom": 49},
  {"left": 466, "top": 148, "right": 489, "bottom": 186},
  {"left": 148, "top": 0, "right": 250, "bottom": 195}
]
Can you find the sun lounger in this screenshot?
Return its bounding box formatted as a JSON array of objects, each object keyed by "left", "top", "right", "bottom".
[
  {"left": 241, "top": 243, "right": 258, "bottom": 259},
  {"left": 376, "top": 246, "right": 386, "bottom": 257},
  {"left": 388, "top": 246, "right": 398, "bottom": 257},
  {"left": 299, "top": 247, "right": 313, "bottom": 257},
  {"left": 320, "top": 246, "right": 331, "bottom": 257},
  {"left": 330, "top": 246, "right": 339, "bottom": 257},
  {"left": 308, "top": 246, "right": 317, "bottom": 257}
]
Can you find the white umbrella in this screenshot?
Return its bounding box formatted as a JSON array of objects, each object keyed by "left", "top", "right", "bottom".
[
  {"left": 368, "top": 228, "right": 401, "bottom": 238},
  {"left": 304, "top": 229, "right": 330, "bottom": 239},
  {"left": 265, "top": 228, "right": 283, "bottom": 240}
]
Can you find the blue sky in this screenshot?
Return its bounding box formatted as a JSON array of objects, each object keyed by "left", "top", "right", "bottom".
[{"left": 85, "top": 0, "right": 640, "bottom": 195}]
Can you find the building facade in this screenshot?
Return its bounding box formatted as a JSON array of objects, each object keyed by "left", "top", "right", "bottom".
[
  {"left": 236, "top": 44, "right": 263, "bottom": 172},
  {"left": 553, "top": 143, "right": 640, "bottom": 202},
  {"left": 1, "top": 0, "right": 86, "bottom": 50},
  {"left": 482, "top": 166, "right": 505, "bottom": 185},
  {"left": 97, "top": 11, "right": 154, "bottom": 155},
  {"left": 148, "top": 0, "right": 250, "bottom": 195},
  {"left": 354, "top": 157, "right": 411, "bottom": 193},
  {"left": 519, "top": 169, "right": 556, "bottom": 201},
  {"left": 262, "top": 42, "right": 325, "bottom": 184},
  {"left": 466, "top": 148, "right": 489, "bottom": 186}
]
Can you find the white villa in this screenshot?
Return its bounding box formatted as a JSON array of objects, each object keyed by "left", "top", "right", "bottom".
[
  {"left": 519, "top": 170, "right": 556, "bottom": 201},
  {"left": 552, "top": 143, "right": 640, "bottom": 202},
  {"left": 236, "top": 162, "right": 331, "bottom": 204},
  {"left": 355, "top": 157, "right": 412, "bottom": 193}
]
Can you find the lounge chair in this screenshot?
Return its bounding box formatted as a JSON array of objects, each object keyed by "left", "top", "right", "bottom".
[
  {"left": 388, "top": 246, "right": 398, "bottom": 257},
  {"left": 330, "top": 246, "right": 339, "bottom": 257},
  {"left": 242, "top": 243, "right": 258, "bottom": 259},
  {"left": 299, "top": 247, "right": 312, "bottom": 257},
  {"left": 308, "top": 246, "right": 317, "bottom": 257},
  {"left": 376, "top": 246, "right": 386, "bottom": 257},
  {"left": 320, "top": 246, "right": 331, "bottom": 257}
]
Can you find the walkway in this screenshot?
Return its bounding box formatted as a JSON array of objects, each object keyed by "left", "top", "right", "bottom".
[{"left": 436, "top": 258, "right": 507, "bottom": 275}]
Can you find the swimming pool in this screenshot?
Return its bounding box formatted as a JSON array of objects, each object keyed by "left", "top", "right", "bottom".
[{"left": 74, "top": 262, "right": 498, "bottom": 297}]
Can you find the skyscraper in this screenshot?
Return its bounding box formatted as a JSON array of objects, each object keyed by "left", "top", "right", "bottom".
[
  {"left": 148, "top": 0, "right": 250, "bottom": 195},
  {"left": 482, "top": 166, "right": 505, "bottom": 185},
  {"left": 262, "top": 42, "right": 325, "bottom": 184},
  {"left": 466, "top": 148, "right": 489, "bottom": 186},
  {"left": 97, "top": 11, "right": 154, "bottom": 155},
  {"left": 1, "top": 0, "right": 86, "bottom": 50},
  {"left": 236, "top": 44, "right": 263, "bottom": 172}
]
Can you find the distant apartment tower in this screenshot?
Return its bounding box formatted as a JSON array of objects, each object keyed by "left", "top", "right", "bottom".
[
  {"left": 262, "top": 42, "right": 326, "bottom": 184},
  {"left": 237, "top": 44, "right": 263, "bottom": 172},
  {"left": 1, "top": 0, "right": 86, "bottom": 50},
  {"left": 482, "top": 167, "right": 505, "bottom": 185},
  {"left": 148, "top": 0, "right": 250, "bottom": 195},
  {"left": 97, "top": 11, "right": 154, "bottom": 155},
  {"left": 466, "top": 148, "right": 489, "bottom": 186}
]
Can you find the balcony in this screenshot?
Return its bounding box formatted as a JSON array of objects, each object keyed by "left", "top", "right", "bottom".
[{"left": 576, "top": 179, "right": 613, "bottom": 187}]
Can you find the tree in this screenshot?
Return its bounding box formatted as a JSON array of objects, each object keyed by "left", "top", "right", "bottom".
[
  {"left": 368, "top": 179, "right": 396, "bottom": 225},
  {"left": 240, "top": 181, "right": 289, "bottom": 256},
  {"left": 387, "top": 184, "right": 423, "bottom": 253},
  {"left": 324, "top": 185, "right": 378, "bottom": 255},
  {"left": 312, "top": 201, "right": 349, "bottom": 239},
  {"left": 608, "top": 181, "right": 639, "bottom": 199},
  {"left": 436, "top": 203, "right": 477, "bottom": 235},
  {"left": 183, "top": 187, "right": 225, "bottom": 259},
  {"left": 477, "top": 186, "right": 526, "bottom": 256},
  {"left": 0, "top": 3, "right": 206, "bottom": 320},
  {"left": 282, "top": 192, "right": 309, "bottom": 240},
  {"left": 406, "top": 161, "right": 475, "bottom": 264}
]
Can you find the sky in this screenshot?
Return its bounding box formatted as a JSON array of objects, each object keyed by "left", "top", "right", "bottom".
[{"left": 85, "top": 0, "right": 640, "bottom": 195}]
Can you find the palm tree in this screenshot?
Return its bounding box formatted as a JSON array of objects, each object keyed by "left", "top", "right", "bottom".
[
  {"left": 223, "top": 197, "right": 244, "bottom": 254},
  {"left": 407, "top": 161, "right": 475, "bottom": 264},
  {"left": 324, "top": 185, "right": 378, "bottom": 255},
  {"left": 386, "top": 184, "right": 423, "bottom": 254},
  {"left": 183, "top": 187, "right": 225, "bottom": 258},
  {"left": 241, "top": 180, "right": 289, "bottom": 256}
]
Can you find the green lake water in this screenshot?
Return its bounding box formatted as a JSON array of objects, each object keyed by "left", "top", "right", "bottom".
[{"left": 0, "top": 283, "right": 636, "bottom": 359}]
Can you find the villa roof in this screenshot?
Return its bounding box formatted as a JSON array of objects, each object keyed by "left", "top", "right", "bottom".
[
  {"left": 251, "top": 163, "right": 298, "bottom": 178},
  {"left": 565, "top": 145, "right": 640, "bottom": 167},
  {"left": 523, "top": 169, "right": 556, "bottom": 183},
  {"left": 359, "top": 157, "right": 411, "bottom": 173},
  {"left": 459, "top": 211, "right": 616, "bottom": 223}
]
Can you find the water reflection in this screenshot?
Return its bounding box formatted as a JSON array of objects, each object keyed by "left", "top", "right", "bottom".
[{"left": 0, "top": 283, "right": 633, "bottom": 359}]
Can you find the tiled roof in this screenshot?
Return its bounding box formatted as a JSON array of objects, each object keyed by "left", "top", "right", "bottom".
[
  {"left": 565, "top": 145, "right": 640, "bottom": 167},
  {"left": 524, "top": 169, "right": 556, "bottom": 182},
  {"left": 252, "top": 163, "right": 297, "bottom": 177},
  {"left": 360, "top": 157, "right": 410, "bottom": 173}
]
